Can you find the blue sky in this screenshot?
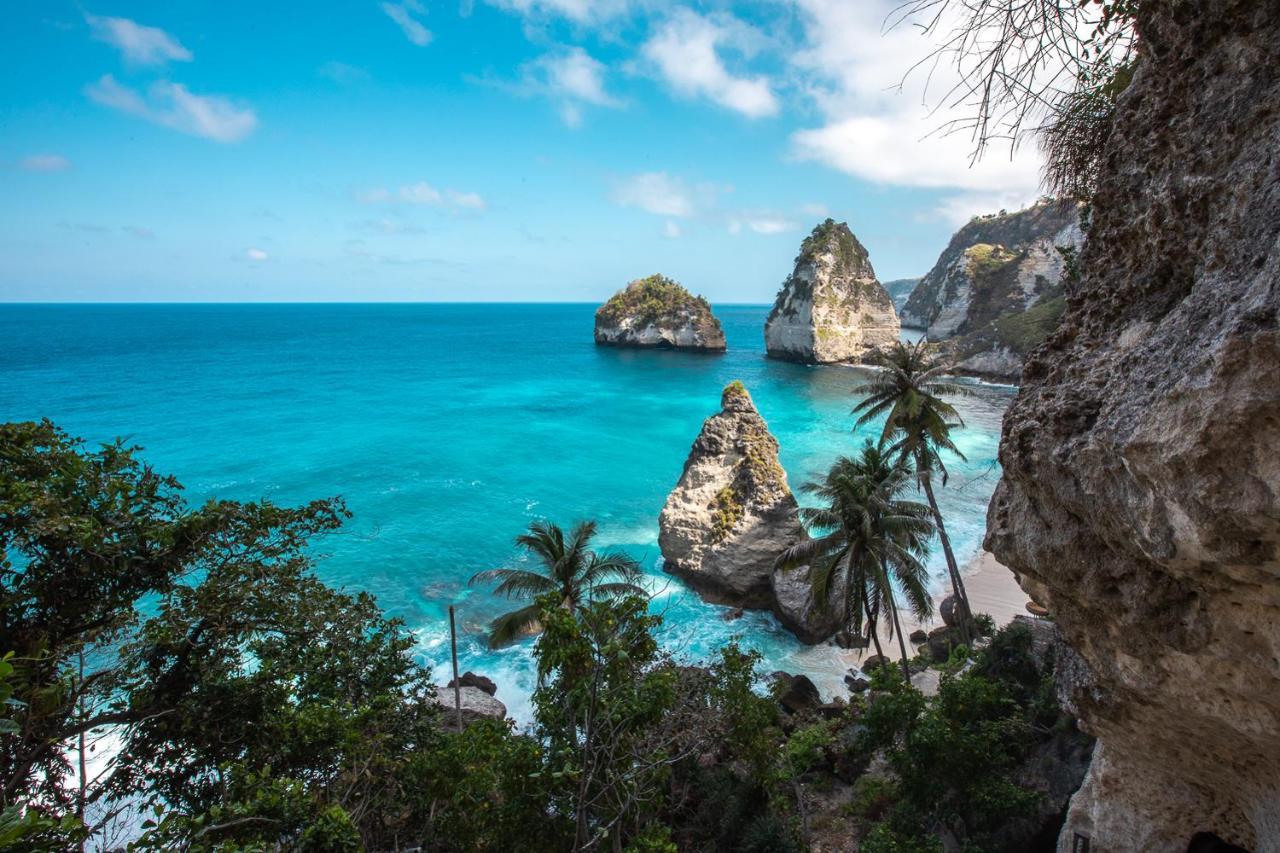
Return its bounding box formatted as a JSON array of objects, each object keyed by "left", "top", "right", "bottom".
[{"left": 1, "top": 0, "right": 1044, "bottom": 302}]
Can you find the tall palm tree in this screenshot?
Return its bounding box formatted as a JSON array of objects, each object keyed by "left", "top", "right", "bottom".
[
  {"left": 469, "top": 519, "right": 646, "bottom": 649},
  {"left": 852, "top": 340, "right": 975, "bottom": 643},
  {"left": 776, "top": 442, "right": 935, "bottom": 680}
]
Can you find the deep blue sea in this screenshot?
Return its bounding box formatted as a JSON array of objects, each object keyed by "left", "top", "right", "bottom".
[{"left": 0, "top": 303, "right": 1014, "bottom": 719}]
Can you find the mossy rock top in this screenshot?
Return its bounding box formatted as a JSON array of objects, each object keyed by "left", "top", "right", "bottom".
[
  {"left": 795, "top": 219, "right": 873, "bottom": 275},
  {"left": 595, "top": 274, "right": 716, "bottom": 329}
]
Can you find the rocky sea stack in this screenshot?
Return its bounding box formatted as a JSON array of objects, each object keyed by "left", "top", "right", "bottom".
[
  {"left": 594, "top": 274, "right": 726, "bottom": 352},
  {"left": 764, "top": 219, "right": 900, "bottom": 364},
  {"left": 658, "top": 381, "right": 842, "bottom": 643},
  {"left": 901, "top": 199, "right": 1083, "bottom": 380}
]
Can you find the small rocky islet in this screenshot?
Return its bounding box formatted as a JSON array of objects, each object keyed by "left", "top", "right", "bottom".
[{"left": 593, "top": 273, "right": 726, "bottom": 352}]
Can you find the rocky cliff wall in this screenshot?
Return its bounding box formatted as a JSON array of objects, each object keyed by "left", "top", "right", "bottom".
[
  {"left": 902, "top": 201, "right": 1082, "bottom": 379},
  {"left": 985, "top": 3, "right": 1280, "bottom": 851}
]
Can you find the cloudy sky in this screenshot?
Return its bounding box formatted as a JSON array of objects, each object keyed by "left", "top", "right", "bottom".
[{"left": 1, "top": 0, "right": 1044, "bottom": 302}]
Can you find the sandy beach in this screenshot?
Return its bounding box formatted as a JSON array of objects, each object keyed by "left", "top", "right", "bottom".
[{"left": 789, "top": 549, "right": 1032, "bottom": 697}]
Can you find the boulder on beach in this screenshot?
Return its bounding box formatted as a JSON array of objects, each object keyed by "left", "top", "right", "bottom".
[{"left": 771, "top": 671, "right": 822, "bottom": 714}]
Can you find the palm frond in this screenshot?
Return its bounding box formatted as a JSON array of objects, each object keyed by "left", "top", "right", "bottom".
[{"left": 486, "top": 603, "right": 543, "bottom": 649}]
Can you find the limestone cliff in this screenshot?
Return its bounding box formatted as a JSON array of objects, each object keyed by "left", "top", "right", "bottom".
[
  {"left": 594, "top": 274, "right": 726, "bottom": 352},
  {"left": 659, "top": 382, "right": 841, "bottom": 642},
  {"left": 883, "top": 277, "right": 921, "bottom": 313},
  {"left": 985, "top": 4, "right": 1280, "bottom": 851},
  {"left": 902, "top": 200, "right": 1082, "bottom": 379},
  {"left": 764, "top": 220, "right": 900, "bottom": 363}
]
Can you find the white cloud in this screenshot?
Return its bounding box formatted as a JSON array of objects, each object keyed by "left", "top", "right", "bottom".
[
  {"left": 785, "top": 0, "right": 1043, "bottom": 210},
  {"left": 740, "top": 215, "right": 799, "bottom": 235},
  {"left": 662, "top": 220, "right": 681, "bottom": 239},
  {"left": 86, "top": 75, "right": 257, "bottom": 143},
  {"left": 512, "top": 47, "right": 620, "bottom": 127},
  {"left": 20, "top": 154, "right": 72, "bottom": 172},
  {"left": 400, "top": 182, "right": 443, "bottom": 204},
  {"left": 86, "top": 14, "right": 192, "bottom": 65},
  {"left": 245, "top": 247, "right": 269, "bottom": 261},
  {"left": 642, "top": 10, "right": 778, "bottom": 119},
  {"left": 800, "top": 202, "right": 830, "bottom": 218},
  {"left": 611, "top": 172, "right": 720, "bottom": 218},
  {"left": 380, "top": 1, "right": 432, "bottom": 46},
  {"left": 359, "top": 182, "right": 486, "bottom": 211},
  {"left": 486, "top": 0, "right": 629, "bottom": 24}
]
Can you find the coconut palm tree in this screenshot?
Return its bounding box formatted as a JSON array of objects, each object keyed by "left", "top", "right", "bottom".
[
  {"left": 776, "top": 441, "right": 934, "bottom": 680},
  {"left": 852, "top": 340, "right": 975, "bottom": 643},
  {"left": 469, "top": 519, "right": 646, "bottom": 649}
]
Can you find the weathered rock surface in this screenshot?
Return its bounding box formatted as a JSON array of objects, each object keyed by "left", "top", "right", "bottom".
[
  {"left": 594, "top": 274, "right": 726, "bottom": 352},
  {"left": 986, "top": 4, "right": 1280, "bottom": 851},
  {"left": 435, "top": 685, "right": 508, "bottom": 730},
  {"left": 659, "top": 382, "right": 842, "bottom": 642},
  {"left": 765, "top": 220, "right": 900, "bottom": 363},
  {"left": 901, "top": 200, "right": 1083, "bottom": 380}
]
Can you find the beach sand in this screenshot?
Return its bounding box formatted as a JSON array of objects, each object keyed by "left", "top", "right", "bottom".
[{"left": 789, "top": 550, "right": 1032, "bottom": 698}]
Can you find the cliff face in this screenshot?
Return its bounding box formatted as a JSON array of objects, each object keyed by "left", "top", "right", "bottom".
[
  {"left": 883, "top": 277, "right": 921, "bottom": 312},
  {"left": 658, "top": 382, "right": 841, "bottom": 643},
  {"left": 985, "top": 4, "right": 1280, "bottom": 852},
  {"left": 764, "top": 220, "right": 900, "bottom": 363},
  {"left": 902, "top": 201, "right": 1082, "bottom": 379},
  {"left": 594, "top": 274, "right": 726, "bottom": 352}
]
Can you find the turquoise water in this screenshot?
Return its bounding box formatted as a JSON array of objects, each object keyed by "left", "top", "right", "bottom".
[{"left": 0, "top": 304, "right": 1013, "bottom": 719}]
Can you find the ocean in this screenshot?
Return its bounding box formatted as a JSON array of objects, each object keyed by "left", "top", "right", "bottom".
[{"left": 0, "top": 303, "right": 1014, "bottom": 719}]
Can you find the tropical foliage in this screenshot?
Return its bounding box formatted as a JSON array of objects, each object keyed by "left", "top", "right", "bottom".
[
  {"left": 469, "top": 519, "right": 645, "bottom": 648},
  {"left": 854, "top": 340, "right": 976, "bottom": 643},
  {"left": 777, "top": 441, "right": 934, "bottom": 678}
]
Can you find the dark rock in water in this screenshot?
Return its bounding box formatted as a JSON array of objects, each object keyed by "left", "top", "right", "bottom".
[
  {"left": 771, "top": 671, "right": 821, "bottom": 714},
  {"left": 447, "top": 671, "right": 497, "bottom": 696},
  {"left": 909, "top": 628, "right": 928, "bottom": 645},
  {"left": 844, "top": 673, "right": 870, "bottom": 693},
  {"left": 721, "top": 607, "right": 745, "bottom": 622}
]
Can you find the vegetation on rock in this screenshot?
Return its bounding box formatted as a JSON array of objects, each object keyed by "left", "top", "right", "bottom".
[{"left": 595, "top": 274, "right": 714, "bottom": 330}]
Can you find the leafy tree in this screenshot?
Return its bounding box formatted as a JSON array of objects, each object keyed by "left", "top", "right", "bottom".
[
  {"left": 857, "top": 624, "right": 1055, "bottom": 849},
  {"left": 777, "top": 441, "right": 935, "bottom": 679},
  {"left": 0, "top": 420, "right": 440, "bottom": 850},
  {"left": 470, "top": 520, "right": 645, "bottom": 649},
  {"left": 532, "top": 592, "right": 678, "bottom": 850},
  {"left": 853, "top": 340, "right": 975, "bottom": 644}
]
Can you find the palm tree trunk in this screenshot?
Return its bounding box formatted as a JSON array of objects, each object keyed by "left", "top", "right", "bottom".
[
  {"left": 862, "top": 598, "right": 885, "bottom": 661},
  {"left": 919, "top": 470, "right": 973, "bottom": 645},
  {"left": 885, "top": 585, "right": 913, "bottom": 683}
]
